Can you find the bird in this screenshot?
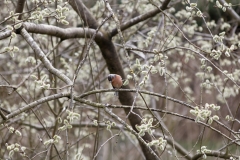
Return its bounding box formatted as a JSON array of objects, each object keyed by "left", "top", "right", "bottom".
[{"left": 108, "top": 74, "right": 123, "bottom": 96}]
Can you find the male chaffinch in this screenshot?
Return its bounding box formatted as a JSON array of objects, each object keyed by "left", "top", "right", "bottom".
[{"left": 108, "top": 74, "right": 123, "bottom": 96}]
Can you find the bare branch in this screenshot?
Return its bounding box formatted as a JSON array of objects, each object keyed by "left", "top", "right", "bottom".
[
  {"left": 0, "top": 30, "right": 11, "bottom": 40},
  {"left": 15, "top": 0, "right": 26, "bottom": 20},
  {"left": 192, "top": 150, "right": 238, "bottom": 160},
  {"left": 4, "top": 92, "right": 69, "bottom": 120},
  {"left": 68, "top": 0, "right": 98, "bottom": 28},
  {"left": 110, "top": 0, "right": 171, "bottom": 37},
  {"left": 20, "top": 28, "right": 73, "bottom": 85},
  {"left": 218, "top": 0, "right": 240, "bottom": 25},
  {"left": 23, "top": 22, "right": 103, "bottom": 40},
  {"left": 78, "top": 88, "right": 194, "bottom": 109}
]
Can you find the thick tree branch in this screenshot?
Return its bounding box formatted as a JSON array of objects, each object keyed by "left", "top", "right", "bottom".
[
  {"left": 0, "top": 30, "right": 11, "bottom": 40},
  {"left": 110, "top": 0, "right": 171, "bottom": 37},
  {"left": 22, "top": 22, "right": 103, "bottom": 40},
  {"left": 0, "top": 22, "right": 104, "bottom": 40},
  {"left": 69, "top": 0, "right": 98, "bottom": 28},
  {"left": 20, "top": 28, "right": 73, "bottom": 85},
  {"left": 15, "top": 0, "right": 25, "bottom": 20},
  {"left": 218, "top": 0, "right": 240, "bottom": 25},
  {"left": 0, "top": 110, "right": 7, "bottom": 120}
]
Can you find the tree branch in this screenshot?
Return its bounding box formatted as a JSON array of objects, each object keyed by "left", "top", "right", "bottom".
[
  {"left": 78, "top": 88, "right": 194, "bottom": 109},
  {"left": 104, "top": 106, "right": 160, "bottom": 160},
  {"left": 20, "top": 27, "right": 73, "bottom": 85},
  {"left": 110, "top": 0, "right": 171, "bottom": 37},
  {"left": 191, "top": 150, "right": 238, "bottom": 160},
  {"left": 68, "top": 0, "right": 98, "bottom": 28},
  {"left": 23, "top": 22, "right": 103, "bottom": 40},
  {"left": 4, "top": 92, "right": 69, "bottom": 120},
  {"left": 15, "top": 0, "right": 26, "bottom": 20},
  {"left": 0, "top": 30, "right": 11, "bottom": 40},
  {"left": 218, "top": 0, "right": 240, "bottom": 25}
]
